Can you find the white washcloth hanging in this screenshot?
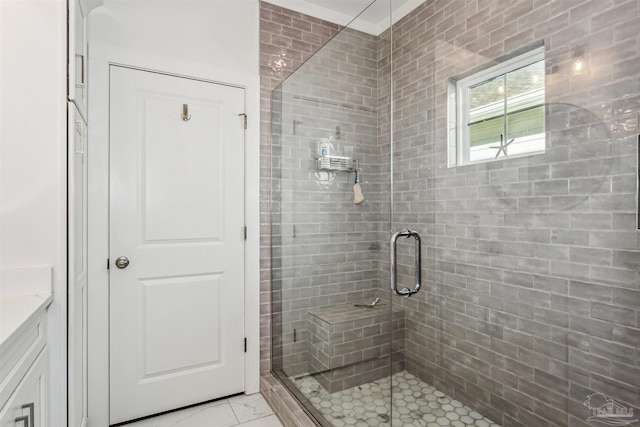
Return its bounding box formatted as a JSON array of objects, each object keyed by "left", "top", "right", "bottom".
[{"left": 353, "top": 170, "right": 364, "bottom": 204}]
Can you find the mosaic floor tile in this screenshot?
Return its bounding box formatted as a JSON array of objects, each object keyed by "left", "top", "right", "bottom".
[{"left": 290, "top": 371, "right": 500, "bottom": 427}]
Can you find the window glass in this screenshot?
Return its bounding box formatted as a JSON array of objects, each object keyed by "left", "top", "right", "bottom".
[
  {"left": 449, "top": 47, "right": 545, "bottom": 167},
  {"left": 468, "top": 76, "right": 506, "bottom": 162}
]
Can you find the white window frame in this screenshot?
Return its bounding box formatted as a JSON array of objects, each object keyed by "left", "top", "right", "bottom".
[{"left": 449, "top": 46, "right": 545, "bottom": 167}]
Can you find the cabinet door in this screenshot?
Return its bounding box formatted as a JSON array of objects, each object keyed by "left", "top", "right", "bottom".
[
  {"left": 68, "top": 0, "right": 87, "bottom": 118},
  {"left": 0, "top": 349, "right": 48, "bottom": 427},
  {"left": 68, "top": 103, "right": 88, "bottom": 427}
]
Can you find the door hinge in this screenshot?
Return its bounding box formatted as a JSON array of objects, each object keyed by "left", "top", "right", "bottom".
[
  {"left": 244, "top": 226, "right": 247, "bottom": 240},
  {"left": 244, "top": 337, "right": 247, "bottom": 353},
  {"left": 107, "top": 258, "right": 110, "bottom": 270},
  {"left": 239, "top": 113, "right": 247, "bottom": 129}
]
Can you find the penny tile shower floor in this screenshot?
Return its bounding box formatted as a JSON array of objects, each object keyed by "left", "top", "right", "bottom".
[{"left": 291, "top": 371, "right": 500, "bottom": 427}]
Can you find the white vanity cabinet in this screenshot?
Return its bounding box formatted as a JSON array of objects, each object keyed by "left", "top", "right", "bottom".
[
  {"left": 68, "top": 0, "right": 88, "bottom": 119},
  {"left": 0, "top": 290, "right": 50, "bottom": 427},
  {"left": 0, "top": 350, "right": 48, "bottom": 427}
]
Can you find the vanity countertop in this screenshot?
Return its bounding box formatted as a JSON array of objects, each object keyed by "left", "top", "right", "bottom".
[{"left": 0, "top": 267, "right": 53, "bottom": 351}]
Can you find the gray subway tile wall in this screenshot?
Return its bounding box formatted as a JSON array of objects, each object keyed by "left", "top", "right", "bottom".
[
  {"left": 270, "top": 24, "right": 385, "bottom": 377},
  {"left": 260, "top": 2, "right": 342, "bottom": 378},
  {"left": 385, "top": 1, "right": 640, "bottom": 426},
  {"left": 261, "top": 0, "right": 640, "bottom": 426}
]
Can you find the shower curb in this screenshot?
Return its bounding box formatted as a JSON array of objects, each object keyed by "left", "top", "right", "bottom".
[{"left": 261, "top": 373, "right": 318, "bottom": 427}]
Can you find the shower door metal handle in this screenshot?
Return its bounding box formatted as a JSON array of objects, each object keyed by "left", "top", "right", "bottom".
[{"left": 390, "top": 229, "right": 422, "bottom": 297}]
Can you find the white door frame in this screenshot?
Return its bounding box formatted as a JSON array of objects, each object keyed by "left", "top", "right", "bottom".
[{"left": 87, "top": 47, "right": 260, "bottom": 426}]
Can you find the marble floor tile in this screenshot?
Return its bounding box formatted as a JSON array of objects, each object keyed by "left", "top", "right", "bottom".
[
  {"left": 235, "top": 415, "right": 284, "bottom": 427},
  {"left": 123, "top": 400, "right": 237, "bottom": 427},
  {"left": 229, "top": 393, "right": 275, "bottom": 423},
  {"left": 121, "top": 393, "right": 282, "bottom": 427}
]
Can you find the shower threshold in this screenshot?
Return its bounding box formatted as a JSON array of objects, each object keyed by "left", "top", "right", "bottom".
[{"left": 290, "top": 371, "right": 501, "bottom": 427}]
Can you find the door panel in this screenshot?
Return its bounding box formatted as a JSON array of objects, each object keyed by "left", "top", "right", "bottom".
[
  {"left": 140, "top": 274, "right": 222, "bottom": 377},
  {"left": 109, "top": 66, "right": 245, "bottom": 424},
  {"left": 143, "top": 96, "right": 222, "bottom": 241}
]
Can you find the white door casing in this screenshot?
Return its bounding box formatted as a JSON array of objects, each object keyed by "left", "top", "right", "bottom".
[
  {"left": 68, "top": 102, "right": 88, "bottom": 427},
  {"left": 109, "top": 66, "right": 246, "bottom": 424}
]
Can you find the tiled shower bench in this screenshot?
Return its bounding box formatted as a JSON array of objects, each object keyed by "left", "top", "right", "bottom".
[{"left": 307, "top": 300, "right": 404, "bottom": 393}]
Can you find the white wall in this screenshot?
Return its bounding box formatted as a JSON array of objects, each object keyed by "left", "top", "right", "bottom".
[
  {"left": 0, "top": 1, "right": 68, "bottom": 426},
  {"left": 87, "top": 2, "right": 260, "bottom": 424},
  {"left": 90, "top": 0, "right": 259, "bottom": 77}
]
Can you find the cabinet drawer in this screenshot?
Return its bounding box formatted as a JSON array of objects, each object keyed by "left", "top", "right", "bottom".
[
  {"left": 0, "top": 348, "right": 47, "bottom": 427},
  {"left": 0, "top": 317, "right": 46, "bottom": 411}
]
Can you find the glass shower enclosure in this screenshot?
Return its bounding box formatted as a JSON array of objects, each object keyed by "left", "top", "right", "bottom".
[
  {"left": 270, "top": 0, "right": 640, "bottom": 426},
  {"left": 270, "top": 2, "right": 403, "bottom": 424}
]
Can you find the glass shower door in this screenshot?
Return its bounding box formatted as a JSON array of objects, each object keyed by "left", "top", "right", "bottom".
[
  {"left": 270, "top": 1, "right": 398, "bottom": 426},
  {"left": 389, "top": 1, "right": 640, "bottom": 427}
]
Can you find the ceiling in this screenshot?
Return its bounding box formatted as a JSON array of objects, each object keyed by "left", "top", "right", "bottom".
[{"left": 264, "top": 0, "right": 425, "bottom": 35}]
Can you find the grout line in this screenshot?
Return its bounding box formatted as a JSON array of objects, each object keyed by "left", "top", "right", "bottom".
[
  {"left": 228, "top": 401, "right": 242, "bottom": 426},
  {"left": 230, "top": 395, "right": 278, "bottom": 426},
  {"left": 236, "top": 414, "right": 281, "bottom": 427}
]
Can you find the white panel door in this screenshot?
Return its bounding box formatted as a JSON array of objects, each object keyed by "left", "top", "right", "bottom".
[
  {"left": 109, "top": 66, "right": 245, "bottom": 424},
  {"left": 68, "top": 102, "right": 88, "bottom": 427}
]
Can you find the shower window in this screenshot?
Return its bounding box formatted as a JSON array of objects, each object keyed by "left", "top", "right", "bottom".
[{"left": 449, "top": 46, "right": 546, "bottom": 166}]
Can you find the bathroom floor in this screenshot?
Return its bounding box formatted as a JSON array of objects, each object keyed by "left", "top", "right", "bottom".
[
  {"left": 292, "top": 371, "right": 501, "bottom": 427},
  {"left": 121, "top": 393, "right": 283, "bottom": 427}
]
